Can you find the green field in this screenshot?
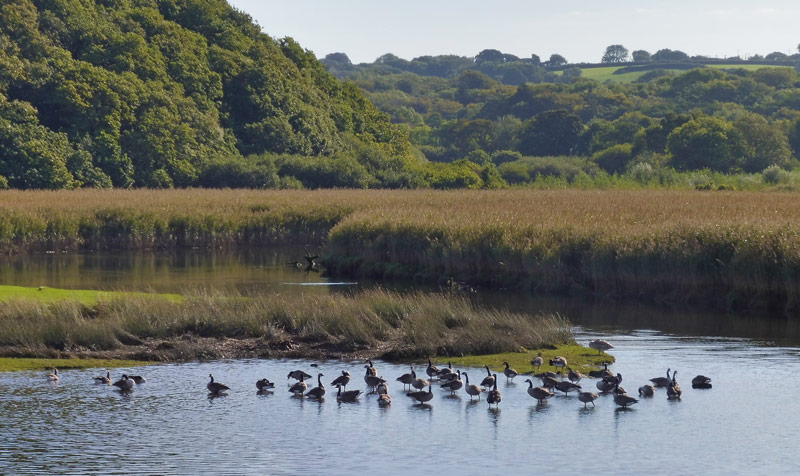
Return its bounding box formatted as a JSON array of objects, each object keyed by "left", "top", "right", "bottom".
[
  {"left": 571, "top": 63, "right": 792, "bottom": 83},
  {"left": 0, "top": 285, "right": 182, "bottom": 305}
]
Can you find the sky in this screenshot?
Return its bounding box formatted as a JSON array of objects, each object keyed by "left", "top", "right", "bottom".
[{"left": 227, "top": 0, "right": 800, "bottom": 64}]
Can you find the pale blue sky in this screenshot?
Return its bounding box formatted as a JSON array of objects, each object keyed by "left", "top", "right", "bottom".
[{"left": 228, "top": 1, "right": 800, "bottom": 64}]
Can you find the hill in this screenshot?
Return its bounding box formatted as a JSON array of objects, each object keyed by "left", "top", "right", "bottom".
[{"left": 0, "top": 0, "right": 413, "bottom": 189}]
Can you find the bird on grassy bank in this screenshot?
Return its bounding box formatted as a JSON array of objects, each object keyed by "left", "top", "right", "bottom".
[
  {"left": 487, "top": 375, "right": 502, "bottom": 407},
  {"left": 555, "top": 380, "right": 582, "bottom": 396},
  {"left": 47, "top": 368, "right": 59, "bottom": 381},
  {"left": 549, "top": 356, "right": 567, "bottom": 374},
  {"left": 336, "top": 385, "right": 361, "bottom": 403},
  {"left": 397, "top": 367, "right": 415, "bottom": 390},
  {"left": 206, "top": 374, "right": 228, "bottom": 395},
  {"left": 525, "top": 379, "right": 554, "bottom": 403},
  {"left": 589, "top": 339, "right": 613, "bottom": 354},
  {"left": 94, "top": 371, "right": 111, "bottom": 384},
  {"left": 114, "top": 374, "right": 136, "bottom": 391},
  {"left": 531, "top": 353, "right": 543, "bottom": 372},
  {"left": 613, "top": 384, "right": 638, "bottom": 408},
  {"left": 503, "top": 362, "right": 518, "bottom": 382},
  {"left": 440, "top": 370, "right": 463, "bottom": 394},
  {"left": 289, "top": 375, "right": 307, "bottom": 396},
  {"left": 638, "top": 384, "right": 655, "bottom": 397},
  {"left": 426, "top": 359, "right": 439, "bottom": 379},
  {"left": 650, "top": 369, "right": 671, "bottom": 388},
  {"left": 578, "top": 391, "right": 599, "bottom": 408},
  {"left": 667, "top": 371, "right": 682, "bottom": 400},
  {"left": 480, "top": 366, "right": 495, "bottom": 389},
  {"left": 463, "top": 372, "right": 483, "bottom": 400},
  {"left": 288, "top": 370, "right": 312, "bottom": 382},
  {"left": 567, "top": 368, "right": 584, "bottom": 383},
  {"left": 305, "top": 373, "right": 326, "bottom": 399},
  {"left": 691, "top": 375, "right": 712, "bottom": 389},
  {"left": 128, "top": 375, "right": 146, "bottom": 384},
  {"left": 407, "top": 383, "right": 434, "bottom": 404},
  {"left": 331, "top": 371, "right": 352, "bottom": 391},
  {"left": 256, "top": 378, "right": 275, "bottom": 392}
]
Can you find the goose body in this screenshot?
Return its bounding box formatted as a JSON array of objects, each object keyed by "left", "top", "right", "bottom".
[
  {"left": 667, "top": 371, "right": 682, "bottom": 400},
  {"left": 480, "top": 366, "right": 496, "bottom": 388},
  {"left": 440, "top": 370, "right": 463, "bottom": 394},
  {"left": 94, "top": 371, "right": 111, "bottom": 384},
  {"left": 638, "top": 384, "right": 655, "bottom": 397},
  {"left": 207, "top": 374, "right": 229, "bottom": 394},
  {"left": 256, "top": 378, "right": 275, "bottom": 392},
  {"left": 542, "top": 376, "right": 559, "bottom": 390},
  {"left": 578, "top": 391, "right": 599, "bottom": 407},
  {"left": 128, "top": 375, "right": 146, "bottom": 384},
  {"left": 462, "top": 372, "right": 483, "bottom": 400},
  {"left": 567, "top": 368, "right": 584, "bottom": 383},
  {"left": 525, "top": 379, "right": 554, "bottom": 403},
  {"left": 613, "top": 385, "right": 638, "bottom": 408},
  {"left": 336, "top": 385, "right": 361, "bottom": 402},
  {"left": 365, "top": 374, "right": 384, "bottom": 391},
  {"left": 330, "top": 371, "right": 352, "bottom": 390},
  {"left": 305, "top": 373, "right": 326, "bottom": 399},
  {"left": 531, "top": 353, "right": 543, "bottom": 371},
  {"left": 47, "top": 368, "right": 59, "bottom": 381},
  {"left": 410, "top": 369, "right": 430, "bottom": 391},
  {"left": 426, "top": 359, "right": 440, "bottom": 379},
  {"left": 114, "top": 374, "right": 136, "bottom": 391},
  {"left": 396, "top": 367, "right": 415, "bottom": 390},
  {"left": 588, "top": 339, "right": 613, "bottom": 353},
  {"left": 502, "top": 362, "right": 518, "bottom": 382},
  {"left": 365, "top": 360, "right": 378, "bottom": 377},
  {"left": 549, "top": 356, "right": 567, "bottom": 373},
  {"left": 535, "top": 371, "right": 559, "bottom": 381},
  {"left": 555, "top": 380, "right": 582, "bottom": 395},
  {"left": 376, "top": 380, "right": 389, "bottom": 395},
  {"left": 436, "top": 362, "right": 455, "bottom": 380},
  {"left": 691, "top": 375, "right": 712, "bottom": 389},
  {"left": 406, "top": 384, "right": 434, "bottom": 404},
  {"left": 378, "top": 393, "right": 392, "bottom": 406},
  {"left": 289, "top": 376, "right": 307, "bottom": 395},
  {"left": 487, "top": 375, "right": 502, "bottom": 407},
  {"left": 650, "top": 369, "right": 671, "bottom": 388},
  {"left": 288, "top": 370, "right": 312, "bottom": 382},
  {"left": 596, "top": 380, "right": 616, "bottom": 393}
]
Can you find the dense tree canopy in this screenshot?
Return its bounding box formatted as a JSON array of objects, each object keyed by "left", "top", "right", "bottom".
[{"left": 602, "top": 45, "right": 629, "bottom": 63}]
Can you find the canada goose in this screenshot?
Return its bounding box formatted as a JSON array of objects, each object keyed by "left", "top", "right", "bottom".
[
  {"left": 47, "top": 368, "right": 59, "bottom": 381},
  {"left": 331, "top": 371, "right": 352, "bottom": 391},
  {"left": 487, "top": 375, "right": 502, "bottom": 407},
  {"left": 364, "top": 364, "right": 380, "bottom": 386},
  {"left": 588, "top": 339, "right": 613, "bottom": 354},
  {"left": 603, "top": 372, "right": 623, "bottom": 386},
  {"left": 289, "top": 375, "right": 307, "bottom": 395},
  {"left": 114, "top": 374, "right": 136, "bottom": 391},
  {"left": 128, "top": 375, "right": 146, "bottom": 384},
  {"left": 397, "top": 367, "right": 415, "bottom": 390},
  {"left": 549, "top": 356, "right": 567, "bottom": 374},
  {"left": 376, "top": 379, "right": 389, "bottom": 395},
  {"left": 94, "top": 371, "right": 111, "bottom": 384},
  {"left": 535, "top": 371, "right": 559, "bottom": 380},
  {"left": 555, "top": 380, "right": 582, "bottom": 395},
  {"left": 365, "top": 360, "right": 378, "bottom": 377},
  {"left": 567, "top": 368, "right": 584, "bottom": 383},
  {"left": 596, "top": 380, "right": 616, "bottom": 393},
  {"left": 613, "top": 384, "right": 638, "bottom": 407},
  {"left": 437, "top": 362, "right": 455, "bottom": 380},
  {"left": 578, "top": 391, "right": 599, "bottom": 407},
  {"left": 256, "top": 378, "right": 275, "bottom": 392},
  {"left": 365, "top": 373, "right": 384, "bottom": 391},
  {"left": 207, "top": 374, "right": 229, "bottom": 394},
  {"left": 411, "top": 369, "right": 430, "bottom": 391},
  {"left": 525, "top": 379, "right": 554, "bottom": 403},
  {"left": 305, "top": 373, "right": 326, "bottom": 399},
  {"left": 287, "top": 370, "right": 312, "bottom": 382},
  {"left": 541, "top": 375, "right": 559, "bottom": 391},
  {"left": 407, "top": 384, "right": 434, "bottom": 404},
  {"left": 531, "top": 352, "right": 543, "bottom": 372},
  {"left": 462, "top": 372, "right": 483, "bottom": 400},
  {"left": 650, "top": 369, "right": 671, "bottom": 388},
  {"left": 378, "top": 393, "right": 392, "bottom": 406},
  {"left": 426, "top": 359, "right": 440, "bottom": 379},
  {"left": 480, "top": 365, "right": 495, "bottom": 388},
  {"left": 638, "top": 384, "right": 655, "bottom": 397},
  {"left": 336, "top": 385, "right": 361, "bottom": 403},
  {"left": 691, "top": 375, "right": 712, "bottom": 389},
  {"left": 667, "top": 371, "right": 682, "bottom": 400},
  {"left": 440, "top": 370, "right": 463, "bottom": 394},
  {"left": 502, "top": 362, "right": 518, "bottom": 382}
]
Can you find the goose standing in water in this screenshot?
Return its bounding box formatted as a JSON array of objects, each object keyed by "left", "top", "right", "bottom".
[
  {"left": 667, "top": 371, "right": 682, "bottom": 400},
  {"left": 364, "top": 367, "right": 383, "bottom": 391},
  {"left": 531, "top": 353, "right": 543, "bottom": 372},
  {"left": 691, "top": 375, "right": 712, "bottom": 389},
  {"left": 480, "top": 366, "right": 495, "bottom": 389},
  {"left": 47, "top": 368, "right": 59, "bottom": 381},
  {"left": 305, "top": 373, "right": 326, "bottom": 399},
  {"left": 396, "top": 367, "right": 415, "bottom": 390},
  {"left": 578, "top": 391, "right": 599, "bottom": 408},
  {"left": 376, "top": 379, "right": 389, "bottom": 395},
  {"left": 94, "top": 371, "right": 111, "bottom": 384},
  {"left": 596, "top": 379, "right": 616, "bottom": 393},
  {"left": 638, "top": 384, "right": 655, "bottom": 397},
  {"left": 336, "top": 385, "right": 361, "bottom": 403},
  {"left": 555, "top": 380, "right": 582, "bottom": 396},
  {"left": 426, "top": 359, "right": 440, "bottom": 379},
  {"left": 502, "top": 362, "right": 518, "bottom": 382},
  {"left": 406, "top": 383, "right": 434, "bottom": 404},
  {"left": 462, "top": 372, "right": 483, "bottom": 400},
  {"left": 411, "top": 369, "right": 430, "bottom": 391},
  {"left": 650, "top": 369, "right": 671, "bottom": 388},
  {"left": 613, "top": 384, "right": 638, "bottom": 408},
  {"left": 206, "top": 374, "right": 228, "bottom": 395},
  {"left": 440, "top": 370, "right": 463, "bottom": 394},
  {"left": 365, "top": 360, "right": 378, "bottom": 377},
  {"left": 330, "top": 371, "right": 352, "bottom": 391},
  {"left": 289, "top": 375, "right": 307, "bottom": 396},
  {"left": 525, "top": 379, "right": 554, "bottom": 403},
  {"left": 378, "top": 393, "right": 392, "bottom": 406},
  {"left": 256, "top": 378, "right": 275, "bottom": 392},
  {"left": 128, "top": 375, "right": 146, "bottom": 384},
  {"left": 487, "top": 375, "right": 502, "bottom": 407},
  {"left": 436, "top": 362, "right": 455, "bottom": 381},
  {"left": 588, "top": 339, "right": 613, "bottom": 354},
  {"left": 114, "top": 375, "right": 136, "bottom": 392},
  {"left": 287, "top": 370, "right": 312, "bottom": 382}
]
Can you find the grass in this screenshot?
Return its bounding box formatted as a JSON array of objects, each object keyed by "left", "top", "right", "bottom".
[
  {"left": 572, "top": 64, "right": 791, "bottom": 83},
  {"left": 436, "top": 344, "right": 614, "bottom": 377},
  {"left": 0, "top": 285, "right": 182, "bottom": 305},
  {"left": 0, "top": 357, "right": 149, "bottom": 372},
  {"left": 0, "top": 288, "right": 574, "bottom": 361}
]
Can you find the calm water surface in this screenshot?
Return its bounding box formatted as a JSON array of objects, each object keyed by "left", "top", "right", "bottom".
[{"left": 1, "top": 331, "right": 797, "bottom": 475}]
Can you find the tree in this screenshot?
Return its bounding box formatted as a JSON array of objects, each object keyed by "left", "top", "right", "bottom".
[
  {"left": 652, "top": 49, "right": 690, "bottom": 61},
  {"left": 548, "top": 54, "right": 567, "bottom": 67},
  {"left": 530, "top": 54, "right": 541, "bottom": 66},
  {"left": 475, "top": 49, "right": 504, "bottom": 63},
  {"left": 765, "top": 51, "right": 789, "bottom": 61},
  {"left": 667, "top": 115, "right": 745, "bottom": 172},
  {"left": 602, "top": 45, "right": 629, "bottom": 63},
  {"left": 518, "top": 110, "right": 583, "bottom": 156},
  {"left": 632, "top": 50, "right": 651, "bottom": 62}
]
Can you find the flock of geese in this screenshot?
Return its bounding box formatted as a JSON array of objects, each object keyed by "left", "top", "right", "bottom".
[{"left": 47, "top": 340, "right": 713, "bottom": 409}]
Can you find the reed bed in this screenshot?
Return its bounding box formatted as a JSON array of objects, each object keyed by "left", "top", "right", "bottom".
[{"left": 0, "top": 289, "right": 572, "bottom": 360}]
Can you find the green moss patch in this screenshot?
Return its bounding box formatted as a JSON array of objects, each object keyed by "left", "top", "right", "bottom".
[
  {"left": 0, "top": 357, "right": 151, "bottom": 372},
  {"left": 436, "top": 344, "right": 614, "bottom": 376}
]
